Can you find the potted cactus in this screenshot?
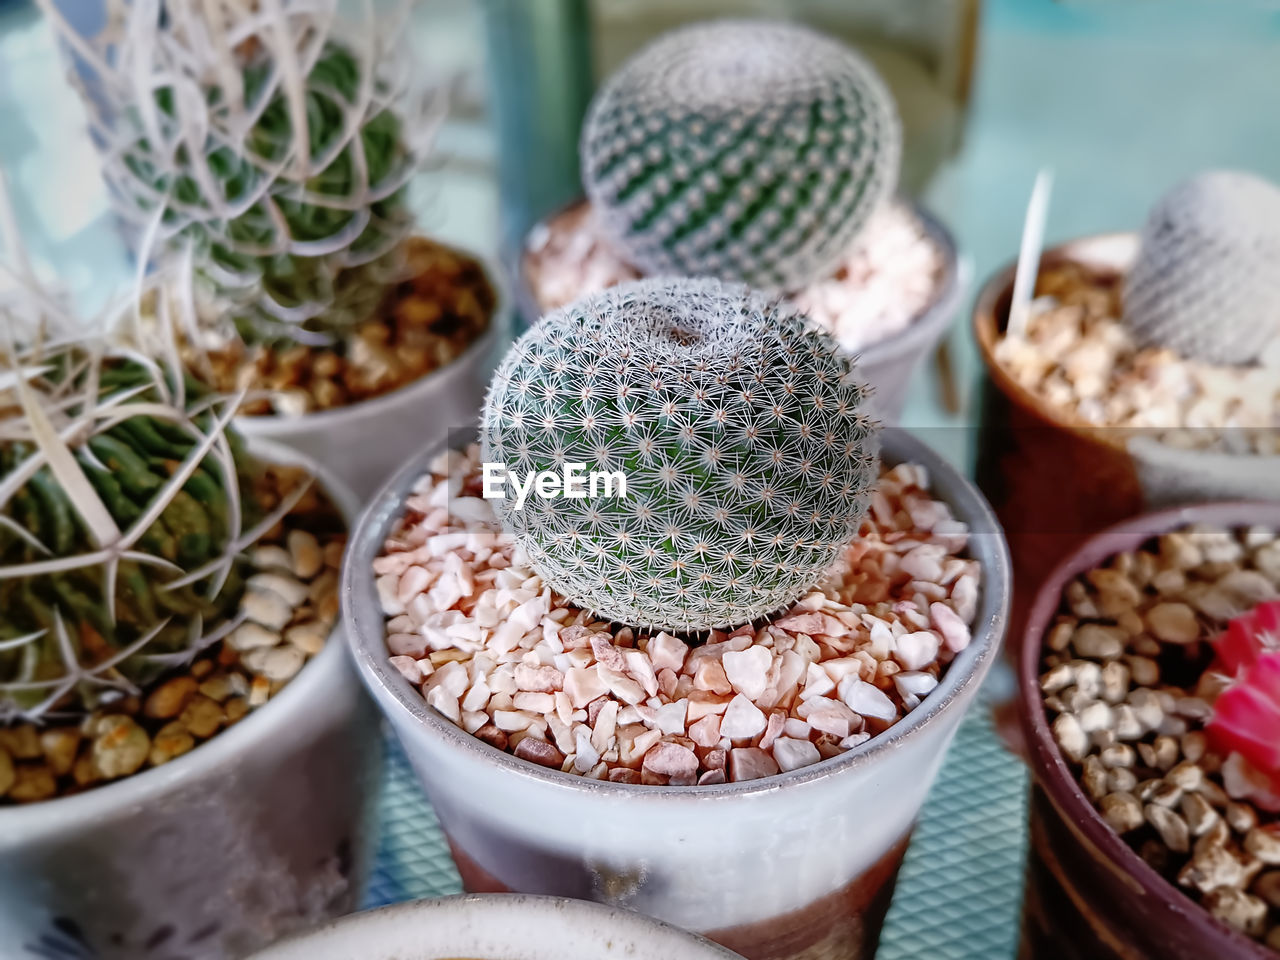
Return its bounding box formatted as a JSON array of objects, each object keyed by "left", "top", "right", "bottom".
[
  {"left": 343, "top": 278, "right": 1009, "bottom": 960},
  {"left": 0, "top": 236, "right": 380, "bottom": 958},
  {"left": 973, "top": 168, "right": 1280, "bottom": 650},
  {"left": 38, "top": 0, "right": 505, "bottom": 498},
  {"left": 1017, "top": 502, "right": 1280, "bottom": 959},
  {"left": 515, "top": 18, "right": 963, "bottom": 423}
]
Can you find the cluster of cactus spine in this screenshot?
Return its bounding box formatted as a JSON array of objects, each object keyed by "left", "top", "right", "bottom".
[
  {"left": 481, "top": 277, "right": 881, "bottom": 634},
  {"left": 0, "top": 195, "right": 309, "bottom": 720},
  {"left": 40, "top": 0, "right": 441, "bottom": 346},
  {"left": 1123, "top": 169, "right": 1280, "bottom": 366},
  {"left": 580, "top": 19, "right": 901, "bottom": 292}
]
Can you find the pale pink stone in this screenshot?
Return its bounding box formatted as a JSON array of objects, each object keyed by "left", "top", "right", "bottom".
[
  {"left": 397, "top": 565, "right": 433, "bottom": 606},
  {"left": 389, "top": 655, "right": 422, "bottom": 684},
  {"left": 729, "top": 747, "right": 780, "bottom": 782},
  {"left": 657, "top": 667, "right": 679, "bottom": 698},
  {"left": 648, "top": 632, "right": 689, "bottom": 672},
  {"left": 387, "top": 633, "right": 428, "bottom": 657},
  {"left": 822, "top": 657, "right": 863, "bottom": 683},
  {"left": 931, "top": 601, "right": 972, "bottom": 652},
  {"left": 643, "top": 741, "right": 699, "bottom": 778},
  {"left": 624, "top": 650, "right": 660, "bottom": 697},
  {"left": 722, "top": 647, "right": 773, "bottom": 701},
  {"left": 513, "top": 691, "right": 555, "bottom": 713},
  {"left": 800, "top": 706, "right": 850, "bottom": 739},
  {"left": 461, "top": 680, "right": 491, "bottom": 713},
  {"left": 894, "top": 631, "right": 941, "bottom": 672},
  {"left": 799, "top": 661, "right": 836, "bottom": 700},
  {"left": 952, "top": 574, "right": 979, "bottom": 624},
  {"left": 759, "top": 711, "right": 786, "bottom": 751},
  {"left": 619, "top": 728, "right": 663, "bottom": 766},
  {"left": 698, "top": 769, "right": 727, "bottom": 786},
  {"left": 692, "top": 659, "right": 733, "bottom": 694},
  {"left": 719, "top": 695, "right": 767, "bottom": 740},
  {"left": 590, "top": 635, "right": 628, "bottom": 672},
  {"left": 655, "top": 699, "right": 688, "bottom": 736},
  {"left": 591, "top": 700, "right": 619, "bottom": 753},
  {"left": 599, "top": 666, "right": 646, "bottom": 705},
  {"left": 783, "top": 717, "right": 811, "bottom": 739},
  {"left": 429, "top": 661, "right": 469, "bottom": 698},
  {"left": 686, "top": 692, "right": 733, "bottom": 722},
  {"left": 773, "top": 737, "right": 822, "bottom": 772},
  {"left": 493, "top": 710, "right": 536, "bottom": 732},
  {"left": 688, "top": 715, "right": 722, "bottom": 747},
  {"left": 564, "top": 666, "right": 608, "bottom": 708},
  {"left": 426, "top": 685, "right": 461, "bottom": 723},
  {"left": 775, "top": 611, "right": 848, "bottom": 637},
  {"left": 839, "top": 677, "right": 898, "bottom": 722},
  {"left": 514, "top": 662, "right": 564, "bottom": 692}
]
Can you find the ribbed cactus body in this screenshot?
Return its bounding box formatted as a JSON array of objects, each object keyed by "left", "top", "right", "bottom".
[
  {"left": 481, "top": 278, "right": 880, "bottom": 634},
  {"left": 1123, "top": 170, "right": 1280, "bottom": 365},
  {"left": 0, "top": 347, "right": 261, "bottom": 720},
  {"left": 580, "top": 19, "right": 901, "bottom": 292}
]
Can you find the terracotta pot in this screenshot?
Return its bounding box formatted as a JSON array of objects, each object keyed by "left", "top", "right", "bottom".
[
  {"left": 247, "top": 893, "right": 745, "bottom": 960},
  {"left": 0, "top": 440, "right": 384, "bottom": 960},
  {"left": 973, "top": 232, "right": 1280, "bottom": 660},
  {"left": 237, "top": 246, "right": 510, "bottom": 502},
  {"left": 512, "top": 198, "right": 964, "bottom": 424},
  {"left": 1016, "top": 500, "right": 1280, "bottom": 960},
  {"left": 342, "top": 427, "right": 1010, "bottom": 960}
]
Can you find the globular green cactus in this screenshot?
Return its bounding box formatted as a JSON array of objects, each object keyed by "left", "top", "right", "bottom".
[
  {"left": 0, "top": 336, "right": 290, "bottom": 721},
  {"left": 580, "top": 19, "right": 901, "bottom": 292},
  {"left": 481, "top": 277, "right": 881, "bottom": 634},
  {"left": 43, "top": 0, "right": 438, "bottom": 346},
  {"left": 1123, "top": 170, "right": 1280, "bottom": 366}
]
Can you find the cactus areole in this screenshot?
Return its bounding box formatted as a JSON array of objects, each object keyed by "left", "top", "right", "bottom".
[
  {"left": 481, "top": 278, "right": 881, "bottom": 635},
  {"left": 580, "top": 19, "right": 901, "bottom": 292}
]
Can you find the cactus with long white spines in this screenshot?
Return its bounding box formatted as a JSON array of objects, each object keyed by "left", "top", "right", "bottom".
[
  {"left": 1123, "top": 170, "right": 1280, "bottom": 365},
  {"left": 0, "top": 208, "right": 309, "bottom": 722},
  {"left": 580, "top": 19, "right": 901, "bottom": 292},
  {"left": 39, "top": 0, "right": 442, "bottom": 346},
  {"left": 481, "top": 277, "right": 881, "bottom": 634}
]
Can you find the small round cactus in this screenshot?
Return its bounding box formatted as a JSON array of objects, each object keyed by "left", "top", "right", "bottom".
[
  {"left": 481, "top": 277, "right": 881, "bottom": 634},
  {"left": 580, "top": 19, "right": 901, "bottom": 292},
  {"left": 0, "top": 337, "right": 282, "bottom": 721},
  {"left": 1123, "top": 170, "right": 1280, "bottom": 365}
]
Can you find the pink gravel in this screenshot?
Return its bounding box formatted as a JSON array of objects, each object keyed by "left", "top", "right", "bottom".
[{"left": 376, "top": 445, "right": 982, "bottom": 786}]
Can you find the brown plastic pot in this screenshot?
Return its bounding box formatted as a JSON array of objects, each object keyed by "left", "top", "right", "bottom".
[
  {"left": 973, "top": 232, "right": 1280, "bottom": 660},
  {"left": 1016, "top": 500, "right": 1280, "bottom": 960}
]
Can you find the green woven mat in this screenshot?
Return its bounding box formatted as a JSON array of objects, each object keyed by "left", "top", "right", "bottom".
[{"left": 364, "top": 672, "right": 1029, "bottom": 959}]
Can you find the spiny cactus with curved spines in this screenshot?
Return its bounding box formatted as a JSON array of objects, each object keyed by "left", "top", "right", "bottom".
[
  {"left": 1123, "top": 170, "right": 1280, "bottom": 366},
  {"left": 40, "top": 0, "right": 441, "bottom": 346},
  {"left": 0, "top": 222, "right": 311, "bottom": 721},
  {"left": 481, "top": 277, "right": 881, "bottom": 634},
  {"left": 580, "top": 19, "right": 901, "bottom": 292}
]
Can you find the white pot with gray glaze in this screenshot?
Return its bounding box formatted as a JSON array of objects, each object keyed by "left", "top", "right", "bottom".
[
  {"left": 341, "top": 428, "right": 1010, "bottom": 960},
  {"left": 247, "top": 893, "right": 745, "bottom": 960},
  {"left": 0, "top": 441, "right": 383, "bottom": 960}
]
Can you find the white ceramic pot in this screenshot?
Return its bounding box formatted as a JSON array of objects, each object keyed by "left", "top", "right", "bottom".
[
  {"left": 511, "top": 199, "right": 965, "bottom": 425},
  {"left": 237, "top": 258, "right": 511, "bottom": 503},
  {"left": 341, "top": 429, "right": 1010, "bottom": 960},
  {"left": 0, "top": 440, "right": 383, "bottom": 960},
  {"left": 247, "top": 893, "right": 745, "bottom": 959}
]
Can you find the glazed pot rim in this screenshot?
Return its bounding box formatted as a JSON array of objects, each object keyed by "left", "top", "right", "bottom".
[
  {"left": 972, "top": 230, "right": 1280, "bottom": 465},
  {"left": 1015, "top": 498, "right": 1280, "bottom": 959},
  {"left": 236, "top": 237, "right": 507, "bottom": 435},
  {"left": 246, "top": 892, "right": 745, "bottom": 958},
  {"left": 341, "top": 425, "right": 1011, "bottom": 801},
  {"left": 0, "top": 437, "right": 361, "bottom": 835},
  {"left": 513, "top": 195, "right": 965, "bottom": 368}
]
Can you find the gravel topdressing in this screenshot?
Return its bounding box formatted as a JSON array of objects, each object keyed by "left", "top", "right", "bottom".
[
  {"left": 374, "top": 445, "right": 981, "bottom": 787},
  {"left": 1039, "top": 523, "right": 1280, "bottom": 950}
]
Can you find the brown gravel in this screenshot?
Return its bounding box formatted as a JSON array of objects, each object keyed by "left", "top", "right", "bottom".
[
  {"left": 195, "top": 237, "right": 495, "bottom": 417},
  {"left": 0, "top": 464, "right": 347, "bottom": 805},
  {"left": 1040, "top": 523, "right": 1280, "bottom": 948},
  {"left": 375, "top": 445, "right": 982, "bottom": 787},
  {"left": 995, "top": 263, "right": 1280, "bottom": 454}
]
